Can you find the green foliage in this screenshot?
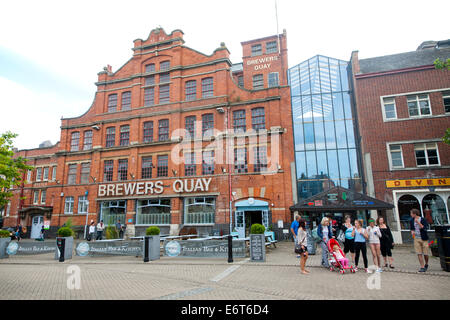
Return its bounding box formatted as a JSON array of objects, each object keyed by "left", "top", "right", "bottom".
[
  {"left": 146, "top": 226, "right": 160, "bottom": 235},
  {"left": 434, "top": 58, "right": 450, "bottom": 70},
  {"left": 105, "top": 226, "right": 119, "bottom": 239},
  {"left": 429, "top": 240, "right": 438, "bottom": 248},
  {"left": 443, "top": 128, "right": 450, "bottom": 145},
  {"left": 57, "top": 227, "right": 74, "bottom": 237},
  {"left": 250, "top": 223, "right": 265, "bottom": 234},
  {"left": 0, "top": 131, "right": 34, "bottom": 207},
  {"left": 0, "top": 230, "right": 11, "bottom": 238}
]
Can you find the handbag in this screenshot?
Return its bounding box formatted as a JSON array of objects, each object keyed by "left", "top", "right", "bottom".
[{"left": 295, "top": 242, "right": 302, "bottom": 254}]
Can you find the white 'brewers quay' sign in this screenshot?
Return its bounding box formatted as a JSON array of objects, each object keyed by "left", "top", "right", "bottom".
[
  {"left": 98, "top": 178, "right": 212, "bottom": 197},
  {"left": 246, "top": 55, "right": 279, "bottom": 70}
]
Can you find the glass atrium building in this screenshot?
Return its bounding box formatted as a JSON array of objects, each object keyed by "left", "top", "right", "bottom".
[{"left": 288, "top": 55, "right": 363, "bottom": 201}]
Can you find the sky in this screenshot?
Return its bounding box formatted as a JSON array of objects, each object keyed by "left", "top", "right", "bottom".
[{"left": 0, "top": 0, "right": 449, "bottom": 150}]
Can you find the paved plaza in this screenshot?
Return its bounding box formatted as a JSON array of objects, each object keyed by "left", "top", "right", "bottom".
[{"left": 0, "top": 240, "right": 449, "bottom": 300}]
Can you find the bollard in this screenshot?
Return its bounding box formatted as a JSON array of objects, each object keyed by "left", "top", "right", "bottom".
[
  {"left": 227, "top": 234, "right": 233, "bottom": 263},
  {"left": 143, "top": 236, "right": 149, "bottom": 263},
  {"left": 57, "top": 237, "right": 65, "bottom": 262}
]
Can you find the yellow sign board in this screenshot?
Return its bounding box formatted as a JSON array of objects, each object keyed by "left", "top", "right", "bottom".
[{"left": 386, "top": 178, "right": 450, "bottom": 188}]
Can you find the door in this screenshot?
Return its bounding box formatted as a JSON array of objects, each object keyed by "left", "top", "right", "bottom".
[
  {"left": 261, "top": 210, "right": 269, "bottom": 230},
  {"left": 31, "top": 216, "right": 44, "bottom": 239},
  {"left": 235, "top": 211, "right": 245, "bottom": 238}
]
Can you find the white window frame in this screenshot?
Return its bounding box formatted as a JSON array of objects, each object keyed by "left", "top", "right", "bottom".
[
  {"left": 33, "top": 191, "right": 39, "bottom": 204},
  {"left": 407, "top": 94, "right": 432, "bottom": 118},
  {"left": 64, "top": 196, "right": 74, "bottom": 214},
  {"left": 443, "top": 91, "right": 450, "bottom": 113},
  {"left": 381, "top": 97, "right": 397, "bottom": 120},
  {"left": 51, "top": 166, "right": 57, "bottom": 181},
  {"left": 43, "top": 167, "right": 49, "bottom": 181},
  {"left": 40, "top": 190, "right": 46, "bottom": 204},
  {"left": 36, "top": 168, "right": 42, "bottom": 181},
  {"left": 414, "top": 143, "right": 440, "bottom": 167},
  {"left": 6, "top": 202, "right": 11, "bottom": 217},
  {"left": 26, "top": 170, "right": 32, "bottom": 183},
  {"left": 78, "top": 195, "right": 89, "bottom": 214},
  {"left": 268, "top": 72, "right": 279, "bottom": 88},
  {"left": 387, "top": 144, "right": 404, "bottom": 170}
]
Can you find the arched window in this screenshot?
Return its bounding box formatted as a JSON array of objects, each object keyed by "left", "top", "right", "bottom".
[
  {"left": 398, "top": 194, "right": 420, "bottom": 230},
  {"left": 136, "top": 199, "right": 171, "bottom": 225},
  {"left": 422, "top": 194, "right": 449, "bottom": 227}
]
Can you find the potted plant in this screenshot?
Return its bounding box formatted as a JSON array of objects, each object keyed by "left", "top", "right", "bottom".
[
  {"left": 144, "top": 226, "right": 160, "bottom": 261},
  {"left": 105, "top": 226, "right": 119, "bottom": 239},
  {"left": 250, "top": 223, "right": 266, "bottom": 262},
  {"left": 429, "top": 240, "right": 439, "bottom": 257},
  {"left": 54, "top": 226, "right": 74, "bottom": 260},
  {"left": 0, "top": 229, "right": 11, "bottom": 259}
]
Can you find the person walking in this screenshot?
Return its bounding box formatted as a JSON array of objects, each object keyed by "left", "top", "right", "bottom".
[
  {"left": 96, "top": 220, "right": 105, "bottom": 240},
  {"left": 88, "top": 220, "right": 96, "bottom": 241},
  {"left": 410, "top": 208, "right": 430, "bottom": 273},
  {"left": 367, "top": 218, "right": 383, "bottom": 273},
  {"left": 15, "top": 225, "right": 21, "bottom": 241},
  {"left": 377, "top": 216, "right": 395, "bottom": 269},
  {"left": 116, "top": 220, "right": 123, "bottom": 239},
  {"left": 290, "top": 215, "right": 301, "bottom": 257},
  {"left": 40, "top": 225, "right": 45, "bottom": 240},
  {"left": 341, "top": 215, "right": 355, "bottom": 264},
  {"left": 317, "top": 217, "right": 333, "bottom": 268},
  {"left": 297, "top": 219, "right": 309, "bottom": 275},
  {"left": 352, "top": 219, "right": 371, "bottom": 273}
]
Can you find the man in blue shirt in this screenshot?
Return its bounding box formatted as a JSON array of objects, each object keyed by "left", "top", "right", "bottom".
[{"left": 290, "top": 215, "right": 301, "bottom": 242}]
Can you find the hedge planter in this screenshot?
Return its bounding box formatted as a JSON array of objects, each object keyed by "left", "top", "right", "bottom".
[
  {"left": 54, "top": 236, "right": 73, "bottom": 260},
  {"left": 144, "top": 235, "right": 160, "bottom": 261},
  {"left": 0, "top": 237, "right": 11, "bottom": 259}
]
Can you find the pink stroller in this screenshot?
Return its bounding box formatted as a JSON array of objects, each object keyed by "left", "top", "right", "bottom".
[{"left": 327, "top": 239, "right": 356, "bottom": 274}]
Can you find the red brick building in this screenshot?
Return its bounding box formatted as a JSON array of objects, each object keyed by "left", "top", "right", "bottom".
[
  {"left": 350, "top": 40, "right": 450, "bottom": 243},
  {"left": 3, "top": 28, "right": 295, "bottom": 239}
]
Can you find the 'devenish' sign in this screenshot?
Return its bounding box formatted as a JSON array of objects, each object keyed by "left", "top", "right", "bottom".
[{"left": 98, "top": 178, "right": 212, "bottom": 197}]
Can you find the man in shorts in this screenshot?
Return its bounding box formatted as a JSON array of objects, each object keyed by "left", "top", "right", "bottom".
[
  {"left": 290, "top": 215, "right": 301, "bottom": 257},
  {"left": 410, "top": 208, "right": 429, "bottom": 273}
]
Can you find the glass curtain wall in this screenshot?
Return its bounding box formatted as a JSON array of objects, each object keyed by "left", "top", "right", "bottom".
[{"left": 288, "top": 55, "right": 362, "bottom": 200}]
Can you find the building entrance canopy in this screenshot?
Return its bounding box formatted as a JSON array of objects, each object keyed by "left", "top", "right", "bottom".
[{"left": 289, "top": 186, "right": 394, "bottom": 212}]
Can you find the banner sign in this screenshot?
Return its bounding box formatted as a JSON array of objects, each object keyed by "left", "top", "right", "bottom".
[
  {"left": 163, "top": 240, "right": 246, "bottom": 258},
  {"left": 386, "top": 178, "right": 450, "bottom": 188},
  {"left": 6, "top": 241, "right": 56, "bottom": 255},
  {"left": 75, "top": 241, "right": 143, "bottom": 257}
]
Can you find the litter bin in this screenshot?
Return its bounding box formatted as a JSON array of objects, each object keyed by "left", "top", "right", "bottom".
[{"left": 434, "top": 225, "right": 450, "bottom": 272}]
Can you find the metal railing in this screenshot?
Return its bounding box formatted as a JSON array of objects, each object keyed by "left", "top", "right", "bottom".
[
  {"left": 185, "top": 212, "right": 215, "bottom": 224},
  {"left": 102, "top": 214, "right": 126, "bottom": 226},
  {"left": 136, "top": 213, "right": 171, "bottom": 225}
]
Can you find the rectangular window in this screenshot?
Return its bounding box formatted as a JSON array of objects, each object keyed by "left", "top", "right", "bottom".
[
  {"left": 108, "top": 94, "right": 118, "bottom": 112},
  {"left": 52, "top": 166, "right": 57, "bottom": 181},
  {"left": 118, "top": 159, "right": 128, "bottom": 181},
  {"left": 145, "top": 75, "right": 155, "bottom": 86},
  {"left": 383, "top": 97, "right": 397, "bottom": 119},
  {"left": 159, "top": 84, "right": 170, "bottom": 103},
  {"left": 407, "top": 94, "right": 431, "bottom": 117},
  {"left": 71, "top": 132, "right": 80, "bottom": 151},
  {"left": 121, "top": 91, "right": 131, "bottom": 110},
  {"left": 185, "top": 152, "right": 196, "bottom": 176},
  {"left": 252, "top": 74, "right": 264, "bottom": 90},
  {"left": 389, "top": 145, "right": 404, "bottom": 168},
  {"left": 145, "top": 63, "right": 155, "bottom": 73},
  {"left": 160, "top": 73, "right": 170, "bottom": 83},
  {"left": 233, "top": 110, "right": 246, "bottom": 133},
  {"left": 251, "top": 44, "right": 262, "bottom": 56},
  {"left": 141, "top": 156, "right": 153, "bottom": 179},
  {"left": 27, "top": 170, "right": 32, "bottom": 182},
  {"left": 202, "top": 150, "right": 215, "bottom": 175},
  {"left": 414, "top": 143, "right": 440, "bottom": 166},
  {"left": 266, "top": 41, "right": 278, "bottom": 54},
  {"left": 40, "top": 190, "right": 46, "bottom": 204},
  {"left": 202, "top": 113, "right": 214, "bottom": 138},
  {"left": 238, "top": 75, "right": 244, "bottom": 87},
  {"left": 78, "top": 195, "right": 88, "bottom": 214},
  {"left": 33, "top": 191, "right": 39, "bottom": 204},
  {"left": 144, "top": 87, "right": 155, "bottom": 106},
  {"left": 106, "top": 127, "right": 115, "bottom": 147},
  {"left": 64, "top": 197, "right": 74, "bottom": 214},
  {"left": 120, "top": 125, "right": 130, "bottom": 146},
  {"left": 185, "top": 80, "right": 196, "bottom": 101},
  {"left": 251, "top": 107, "right": 265, "bottom": 130},
  {"left": 143, "top": 121, "right": 153, "bottom": 143},
  {"left": 234, "top": 148, "right": 248, "bottom": 173},
  {"left": 68, "top": 164, "right": 77, "bottom": 184},
  {"left": 184, "top": 197, "right": 215, "bottom": 225},
  {"left": 185, "top": 116, "right": 196, "bottom": 139},
  {"left": 201, "top": 77, "right": 214, "bottom": 98},
  {"left": 104, "top": 160, "right": 114, "bottom": 182},
  {"left": 160, "top": 61, "right": 170, "bottom": 71},
  {"left": 253, "top": 146, "right": 268, "bottom": 173},
  {"left": 36, "top": 168, "right": 42, "bottom": 181},
  {"left": 158, "top": 119, "right": 169, "bottom": 141},
  {"left": 443, "top": 91, "right": 450, "bottom": 113},
  {"left": 157, "top": 155, "right": 169, "bottom": 177},
  {"left": 43, "top": 167, "right": 49, "bottom": 181},
  {"left": 268, "top": 72, "right": 279, "bottom": 87},
  {"left": 80, "top": 163, "right": 90, "bottom": 184},
  {"left": 83, "top": 130, "right": 93, "bottom": 150}
]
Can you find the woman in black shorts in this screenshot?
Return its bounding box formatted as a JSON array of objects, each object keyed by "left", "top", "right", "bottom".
[
  {"left": 341, "top": 216, "right": 355, "bottom": 264},
  {"left": 377, "top": 216, "right": 394, "bottom": 269}
]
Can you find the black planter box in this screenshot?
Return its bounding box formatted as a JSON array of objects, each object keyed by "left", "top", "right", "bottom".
[{"left": 434, "top": 225, "right": 450, "bottom": 272}]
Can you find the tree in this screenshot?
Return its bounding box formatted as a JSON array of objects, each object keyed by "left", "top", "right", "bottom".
[
  {"left": 434, "top": 58, "right": 450, "bottom": 70},
  {"left": 443, "top": 128, "right": 450, "bottom": 145},
  {"left": 0, "top": 132, "right": 33, "bottom": 207}
]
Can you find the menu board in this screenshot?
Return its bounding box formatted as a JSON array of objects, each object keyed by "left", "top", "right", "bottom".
[{"left": 250, "top": 234, "right": 265, "bottom": 262}]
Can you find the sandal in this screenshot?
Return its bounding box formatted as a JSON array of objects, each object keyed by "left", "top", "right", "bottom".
[
  {"left": 384, "top": 264, "right": 388, "bottom": 268},
  {"left": 389, "top": 265, "right": 394, "bottom": 269}
]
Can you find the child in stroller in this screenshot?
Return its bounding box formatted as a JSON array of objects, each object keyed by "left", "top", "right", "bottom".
[{"left": 327, "top": 239, "right": 355, "bottom": 274}]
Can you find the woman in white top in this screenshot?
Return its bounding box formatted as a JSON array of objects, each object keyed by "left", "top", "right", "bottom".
[
  {"left": 88, "top": 220, "right": 96, "bottom": 241},
  {"left": 367, "top": 218, "right": 382, "bottom": 272},
  {"left": 297, "top": 219, "right": 309, "bottom": 275}
]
